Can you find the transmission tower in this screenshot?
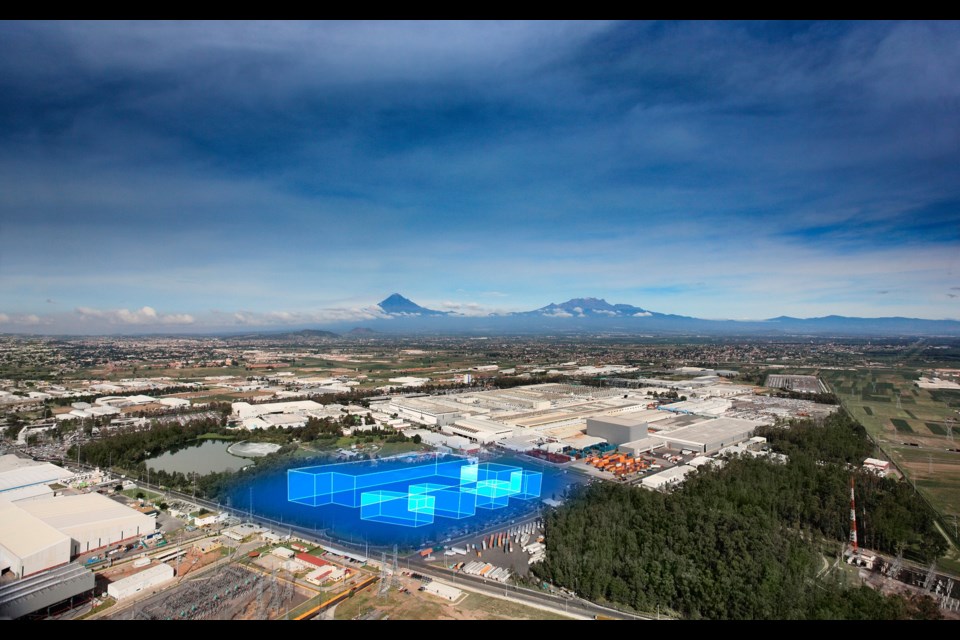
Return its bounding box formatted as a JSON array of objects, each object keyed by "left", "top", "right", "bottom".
[
  {"left": 391, "top": 544, "right": 400, "bottom": 589},
  {"left": 849, "top": 475, "right": 859, "bottom": 559},
  {"left": 923, "top": 561, "right": 937, "bottom": 591},
  {"left": 941, "top": 579, "right": 955, "bottom": 609},
  {"left": 378, "top": 552, "right": 390, "bottom": 597},
  {"left": 886, "top": 551, "right": 903, "bottom": 580}
]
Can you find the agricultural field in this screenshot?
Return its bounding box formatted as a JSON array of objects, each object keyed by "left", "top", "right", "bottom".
[{"left": 821, "top": 368, "right": 960, "bottom": 528}]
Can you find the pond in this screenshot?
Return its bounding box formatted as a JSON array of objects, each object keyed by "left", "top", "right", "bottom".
[{"left": 147, "top": 439, "right": 252, "bottom": 475}]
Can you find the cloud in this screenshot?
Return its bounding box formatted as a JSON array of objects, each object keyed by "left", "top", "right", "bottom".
[
  {"left": 75, "top": 306, "right": 195, "bottom": 325},
  {"left": 439, "top": 301, "right": 490, "bottom": 316},
  {"left": 0, "top": 313, "right": 48, "bottom": 326},
  {"left": 633, "top": 311, "right": 653, "bottom": 317},
  {"left": 595, "top": 309, "right": 618, "bottom": 316},
  {"left": 228, "top": 306, "right": 390, "bottom": 326},
  {"left": 542, "top": 309, "right": 573, "bottom": 318}
]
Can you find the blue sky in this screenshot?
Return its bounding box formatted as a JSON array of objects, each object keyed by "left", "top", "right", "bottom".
[{"left": 0, "top": 20, "right": 958, "bottom": 333}]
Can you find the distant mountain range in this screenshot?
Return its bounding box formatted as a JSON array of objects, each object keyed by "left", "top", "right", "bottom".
[
  {"left": 359, "top": 293, "right": 960, "bottom": 337},
  {"left": 217, "top": 294, "right": 960, "bottom": 339}
]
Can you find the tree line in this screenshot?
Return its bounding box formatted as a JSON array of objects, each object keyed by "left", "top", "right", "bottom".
[{"left": 532, "top": 409, "right": 945, "bottom": 619}]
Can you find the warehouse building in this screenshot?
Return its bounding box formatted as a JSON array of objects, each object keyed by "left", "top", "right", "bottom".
[
  {"left": 586, "top": 415, "right": 649, "bottom": 446},
  {"left": 16, "top": 493, "right": 157, "bottom": 557},
  {"left": 640, "top": 465, "right": 698, "bottom": 491},
  {"left": 656, "top": 417, "right": 760, "bottom": 454},
  {"left": 388, "top": 397, "right": 461, "bottom": 426},
  {"left": 0, "top": 562, "right": 95, "bottom": 619},
  {"left": 107, "top": 562, "right": 174, "bottom": 600},
  {"left": 442, "top": 417, "right": 515, "bottom": 444},
  {"left": 0, "top": 455, "right": 74, "bottom": 503},
  {"left": 0, "top": 499, "right": 72, "bottom": 578},
  {"left": 232, "top": 400, "right": 323, "bottom": 420},
  {"left": 619, "top": 436, "right": 667, "bottom": 456}
]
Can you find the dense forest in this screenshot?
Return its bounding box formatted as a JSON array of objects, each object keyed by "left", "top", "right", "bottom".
[{"left": 532, "top": 410, "right": 945, "bottom": 619}]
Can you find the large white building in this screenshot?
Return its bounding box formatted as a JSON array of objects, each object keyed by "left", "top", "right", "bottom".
[
  {"left": 0, "top": 455, "right": 74, "bottom": 503},
  {"left": 585, "top": 415, "right": 650, "bottom": 445},
  {"left": 0, "top": 499, "right": 72, "bottom": 578},
  {"left": 442, "top": 417, "right": 515, "bottom": 444},
  {"left": 232, "top": 399, "right": 323, "bottom": 420},
  {"left": 16, "top": 493, "right": 157, "bottom": 557},
  {"left": 107, "top": 562, "right": 174, "bottom": 600},
  {"left": 388, "top": 397, "right": 461, "bottom": 426}
]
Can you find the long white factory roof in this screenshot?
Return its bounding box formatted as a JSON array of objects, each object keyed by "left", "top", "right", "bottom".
[
  {"left": 0, "top": 457, "right": 74, "bottom": 495},
  {"left": 0, "top": 499, "right": 71, "bottom": 558},
  {"left": 658, "top": 417, "right": 761, "bottom": 444},
  {"left": 17, "top": 493, "right": 154, "bottom": 532}
]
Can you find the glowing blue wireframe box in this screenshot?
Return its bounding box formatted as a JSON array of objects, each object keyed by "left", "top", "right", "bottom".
[
  {"left": 409, "top": 482, "right": 477, "bottom": 519},
  {"left": 515, "top": 470, "right": 543, "bottom": 500},
  {"left": 287, "top": 455, "right": 477, "bottom": 507},
  {"left": 360, "top": 490, "right": 436, "bottom": 527},
  {"left": 287, "top": 454, "right": 542, "bottom": 527}
]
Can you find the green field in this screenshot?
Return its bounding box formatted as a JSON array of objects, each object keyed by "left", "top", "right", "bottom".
[
  {"left": 891, "top": 418, "right": 914, "bottom": 434},
  {"left": 822, "top": 368, "right": 960, "bottom": 530},
  {"left": 120, "top": 488, "right": 163, "bottom": 502},
  {"left": 927, "top": 422, "right": 948, "bottom": 436}
]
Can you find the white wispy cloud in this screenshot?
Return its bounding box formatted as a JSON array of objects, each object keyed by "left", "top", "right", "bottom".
[
  {"left": 0, "top": 313, "right": 49, "bottom": 326},
  {"left": 75, "top": 306, "right": 195, "bottom": 325},
  {"left": 228, "top": 306, "right": 390, "bottom": 326}
]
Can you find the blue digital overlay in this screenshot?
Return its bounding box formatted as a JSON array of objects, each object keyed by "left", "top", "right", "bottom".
[
  {"left": 287, "top": 453, "right": 542, "bottom": 528},
  {"left": 225, "top": 452, "right": 580, "bottom": 547}
]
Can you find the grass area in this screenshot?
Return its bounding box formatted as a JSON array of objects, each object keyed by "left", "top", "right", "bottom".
[
  {"left": 927, "top": 422, "right": 948, "bottom": 436},
  {"left": 375, "top": 441, "right": 426, "bottom": 457},
  {"left": 904, "top": 410, "right": 917, "bottom": 419},
  {"left": 77, "top": 597, "right": 116, "bottom": 619},
  {"left": 863, "top": 406, "right": 873, "bottom": 415},
  {"left": 891, "top": 418, "right": 914, "bottom": 434},
  {"left": 197, "top": 432, "right": 236, "bottom": 440},
  {"left": 120, "top": 488, "right": 163, "bottom": 502}
]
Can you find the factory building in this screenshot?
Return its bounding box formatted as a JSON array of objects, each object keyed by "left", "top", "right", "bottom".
[
  {"left": 106, "top": 562, "right": 174, "bottom": 600},
  {"left": 0, "top": 455, "right": 75, "bottom": 503},
  {"left": 640, "top": 465, "right": 698, "bottom": 491},
  {"left": 232, "top": 400, "right": 323, "bottom": 419},
  {"left": 0, "top": 499, "right": 72, "bottom": 578},
  {"left": 619, "top": 436, "right": 667, "bottom": 456},
  {"left": 585, "top": 415, "right": 649, "bottom": 446},
  {"left": 16, "top": 493, "right": 157, "bottom": 557},
  {"left": 0, "top": 563, "right": 95, "bottom": 619},
  {"left": 442, "top": 417, "right": 515, "bottom": 444},
  {"left": 656, "top": 417, "right": 760, "bottom": 454},
  {"left": 388, "top": 397, "right": 461, "bottom": 426}
]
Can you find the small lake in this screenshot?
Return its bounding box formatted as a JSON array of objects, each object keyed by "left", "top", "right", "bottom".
[{"left": 147, "top": 439, "right": 251, "bottom": 475}]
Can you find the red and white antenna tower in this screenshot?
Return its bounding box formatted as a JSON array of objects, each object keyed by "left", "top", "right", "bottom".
[{"left": 849, "top": 475, "right": 859, "bottom": 555}]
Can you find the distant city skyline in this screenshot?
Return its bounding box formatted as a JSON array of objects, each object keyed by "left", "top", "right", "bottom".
[{"left": 1, "top": 21, "right": 958, "bottom": 333}]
